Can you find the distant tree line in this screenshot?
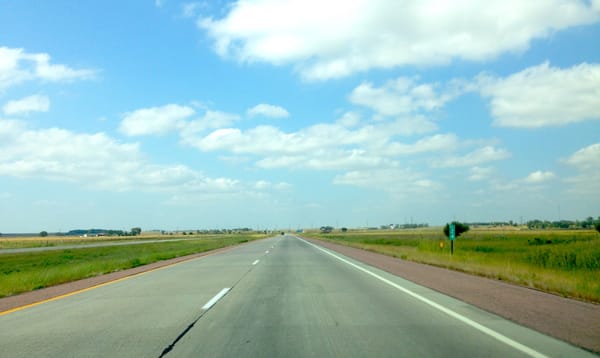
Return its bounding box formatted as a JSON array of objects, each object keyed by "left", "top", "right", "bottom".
[
  {"left": 383, "top": 223, "right": 429, "bottom": 230},
  {"left": 166, "top": 228, "right": 257, "bottom": 235},
  {"left": 526, "top": 216, "right": 600, "bottom": 230},
  {"left": 320, "top": 226, "right": 334, "bottom": 233},
  {"left": 60, "top": 228, "right": 142, "bottom": 237}
]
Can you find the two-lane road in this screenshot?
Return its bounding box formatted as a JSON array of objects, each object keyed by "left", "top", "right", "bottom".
[{"left": 0, "top": 235, "right": 592, "bottom": 357}]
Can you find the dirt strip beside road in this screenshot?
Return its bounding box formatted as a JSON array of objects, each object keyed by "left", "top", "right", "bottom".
[{"left": 304, "top": 237, "right": 600, "bottom": 353}]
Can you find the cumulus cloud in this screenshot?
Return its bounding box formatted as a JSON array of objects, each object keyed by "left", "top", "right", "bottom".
[
  {"left": 479, "top": 62, "right": 600, "bottom": 128},
  {"left": 199, "top": 0, "right": 600, "bottom": 80},
  {"left": 522, "top": 170, "right": 556, "bottom": 184},
  {"left": 349, "top": 77, "right": 463, "bottom": 116},
  {"left": 0, "top": 47, "right": 95, "bottom": 91},
  {"left": 247, "top": 103, "right": 290, "bottom": 118},
  {"left": 119, "top": 103, "right": 241, "bottom": 139},
  {"left": 253, "top": 180, "right": 292, "bottom": 190},
  {"left": 468, "top": 166, "right": 494, "bottom": 181},
  {"left": 187, "top": 120, "right": 397, "bottom": 159},
  {"left": 119, "top": 104, "right": 195, "bottom": 136},
  {"left": 181, "top": 110, "right": 240, "bottom": 136},
  {"left": 564, "top": 142, "right": 600, "bottom": 170},
  {"left": 564, "top": 143, "right": 600, "bottom": 196},
  {"left": 0, "top": 119, "right": 270, "bottom": 196},
  {"left": 386, "top": 134, "right": 458, "bottom": 155},
  {"left": 336, "top": 112, "right": 361, "bottom": 127},
  {"left": 334, "top": 168, "right": 439, "bottom": 195},
  {"left": 434, "top": 146, "right": 510, "bottom": 167},
  {"left": 3, "top": 94, "right": 50, "bottom": 115},
  {"left": 188, "top": 123, "right": 393, "bottom": 171},
  {"left": 184, "top": 114, "right": 502, "bottom": 187}
]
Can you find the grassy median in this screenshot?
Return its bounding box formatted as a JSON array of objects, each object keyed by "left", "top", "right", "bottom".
[
  {"left": 303, "top": 228, "right": 600, "bottom": 303},
  {"left": 0, "top": 234, "right": 265, "bottom": 298}
]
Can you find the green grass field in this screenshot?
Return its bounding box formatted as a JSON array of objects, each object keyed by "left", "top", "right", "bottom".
[
  {"left": 303, "top": 228, "right": 600, "bottom": 303},
  {"left": 0, "top": 234, "right": 265, "bottom": 298},
  {"left": 0, "top": 234, "right": 187, "bottom": 249}
]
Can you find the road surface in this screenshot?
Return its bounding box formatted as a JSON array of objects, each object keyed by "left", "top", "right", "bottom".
[{"left": 0, "top": 235, "right": 592, "bottom": 357}]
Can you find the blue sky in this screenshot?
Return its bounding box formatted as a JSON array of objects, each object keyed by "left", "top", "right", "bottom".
[{"left": 1, "top": 0, "right": 599, "bottom": 232}]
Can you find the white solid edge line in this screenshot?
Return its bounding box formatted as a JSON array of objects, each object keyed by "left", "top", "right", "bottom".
[
  {"left": 252, "top": 259, "right": 260, "bottom": 265},
  {"left": 297, "top": 237, "right": 547, "bottom": 358},
  {"left": 202, "top": 288, "right": 231, "bottom": 310}
]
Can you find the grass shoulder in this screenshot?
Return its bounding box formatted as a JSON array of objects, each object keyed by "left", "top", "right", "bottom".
[
  {"left": 303, "top": 228, "right": 600, "bottom": 303},
  {"left": 0, "top": 233, "right": 266, "bottom": 298}
]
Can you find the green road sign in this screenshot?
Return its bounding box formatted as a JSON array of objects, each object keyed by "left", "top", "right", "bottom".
[{"left": 449, "top": 223, "right": 456, "bottom": 241}]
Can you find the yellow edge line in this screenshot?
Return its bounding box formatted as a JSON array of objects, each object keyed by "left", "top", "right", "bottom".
[{"left": 0, "top": 249, "right": 225, "bottom": 317}]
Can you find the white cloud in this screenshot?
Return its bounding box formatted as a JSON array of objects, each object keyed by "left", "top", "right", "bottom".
[
  {"left": 119, "top": 103, "right": 240, "bottom": 139},
  {"left": 3, "top": 94, "right": 50, "bottom": 115},
  {"left": 468, "top": 166, "right": 494, "bottom": 181},
  {"left": 522, "top": 170, "right": 556, "bottom": 184},
  {"left": 199, "top": 0, "right": 600, "bottom": 80},
  {"left": 0, "top": 119, "right": 275, "bottom": 197},
  {"left": 479, "top": 62, "right": 600, "bottom": 128},
  {"left": 256, "top": 149, "right": 397, "bottom": 170},
  {"left": 434, "top": 146, "right": 510, "bottom": 167},
  {"left": 182, "top": 2, "right": 205, "bottom": 17},
  {"left": 247, "top": 103, "right": 290, "bottom": 118},
  {"left": 119, "top": 104, "right": 195, "bottom": 136},
  {"left": 188, "top": 117, "right": 449, "bottom": 161},
  {"left": 336, "top": 112, "right": 361, "bottom": 127},
  {"left": 185, "top": 113, "right": 504, "bottom": 176},
  {"left": 564, "top": 142, "right": 600, "bottom": 170},
  {"left": 349, "top": 77, "right": 462, "bottom": 116},
  {"left": 181, "top": 110, "right": 240, "bottom": 135},
  {"left": 334, "top": 168, "right": 440, "bottom": 195},
  {"left": 0, "top": 47, "right": 95, "bottom": 91},
  {"left": 564, "top": 143, "right": 600, "bottom": 197},
  {"left": 253, "top": 180, "right": 292, "bottom": 191},
  {"left": 189, "top": 123, "right": 378, "bottom": 170},
  {"left": 386, "top": 133, "right": 458, "bottom": 155}
]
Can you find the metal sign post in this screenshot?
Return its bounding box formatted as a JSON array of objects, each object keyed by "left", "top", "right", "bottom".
[{"left": 449, "top": 223, "right": 455, "bottom": 255}]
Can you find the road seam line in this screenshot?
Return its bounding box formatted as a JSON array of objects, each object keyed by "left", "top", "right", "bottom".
[{"left": 298, "top": 236, "right": 547, "bottom": 358}]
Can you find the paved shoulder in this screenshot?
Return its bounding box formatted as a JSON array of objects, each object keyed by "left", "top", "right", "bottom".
[{"left": 304, "top": 237, "right": 600, "bottom": 353}]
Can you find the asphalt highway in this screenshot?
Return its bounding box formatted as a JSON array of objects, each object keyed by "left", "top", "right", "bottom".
[{"left": 0, "top": 235, "right": 592, "bottom": 357}]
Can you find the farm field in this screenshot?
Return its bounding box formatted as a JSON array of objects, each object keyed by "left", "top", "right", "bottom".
[
  {"left": 0, "top": 233, "right": 266, "bottom": 298},
  {"left": 303, "top": 227, "right": 600, "bottom": 303},
  {"left": 0, "top": 233, "right": 196, "bottom": 249}
]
